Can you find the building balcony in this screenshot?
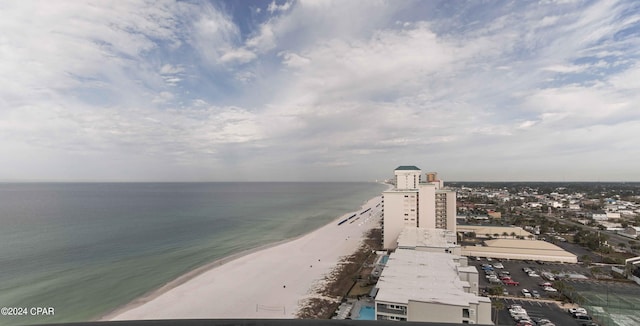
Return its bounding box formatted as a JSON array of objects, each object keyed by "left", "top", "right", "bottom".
[{"left": 376, "top": 305, "right": 407, "bottom": 316}]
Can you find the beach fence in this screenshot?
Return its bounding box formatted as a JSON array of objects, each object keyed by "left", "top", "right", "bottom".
[{"left": 256, "top": 304, "right": 286, "bottom": 315}]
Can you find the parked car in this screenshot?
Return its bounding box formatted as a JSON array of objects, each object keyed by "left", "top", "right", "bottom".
[
  {"left": 531, "top": 290, "right": 540, "bottom": 298},
  {"left": 578, "top": 322, "right": 599, "bottom": 326},
  {"left": 539, "top": 282, "right": 553, "bottom": 287},
  {"left": 573, "top": 313, "right": 593, "bottom": 321},
  {"left": 568, "top": 307, "right": 588, "bottom": 315},
  {"left": 532, "top": 318, "right": 555, "bottom": 326},
  {"left": 521, "top": 289, "right": 532, "bottom": 297},
  {"left": 503, "top": 288, "right": 509, "bottom": 296},
  {"left": 510, "top": 310, "right": 529, "bottom": 320},
  {"left": 541, "top": 272, "right": 555, "bottom": 281},
  {"left": 528, "top": 272, "right": 540, "bottom": 277},
  {"left": 543, "top": 286, "right": 558, "bottom": 292},
  {"left": 492, "top": 262, "right": 504, "bottom": 269},
  {"left": 504, "top": 279, "right": 520, "bottom": 286}
]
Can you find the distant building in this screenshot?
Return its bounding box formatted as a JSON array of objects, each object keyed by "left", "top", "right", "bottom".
[
  {"left": 619, "top": 226, "right": 640, "bottom": 239},
  {"left": 461, "top": 238, "right": 578, "bottom": 263},
  {"left": 592, "top": 212, "right": 608, "bottom": 221},
  {"left": 487, "top": 210, "right": 502, "bottom": 219},
  {"left": 382, "top": 166, "right": 456, "bottom": 249},
  {"left": 606, "top": 212, "right": 621, "bottom": 219},
  {"left": 374, "top": 249, "right": 491, "bottom": 324},
  {"left": 596, "top": 221, "right": 623, "bottom": 231}
]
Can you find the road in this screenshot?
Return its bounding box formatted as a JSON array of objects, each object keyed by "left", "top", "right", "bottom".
[{"left": 544, "top": 214, "right": 638, "bottom": 256}]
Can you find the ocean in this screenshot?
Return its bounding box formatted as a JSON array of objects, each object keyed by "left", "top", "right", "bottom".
[{"left": 0, "top": 182, "right": 386, "bottom": 326}]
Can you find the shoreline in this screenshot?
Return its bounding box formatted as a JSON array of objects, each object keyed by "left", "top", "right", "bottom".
[
  {"left": 101, "top": 185, "right": 389, "bottom": 320},
  {"left": 98, "top": 237, "right": 298, "bottom": 321}
]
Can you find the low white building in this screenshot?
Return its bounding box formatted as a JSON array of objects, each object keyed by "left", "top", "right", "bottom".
[
  {"left": 396, "top": 227, "right": 460, "bottom": 255},
  {"left": 597, "top": 221, "right": 623, "bottom": 231},
  {"left": 619, "top": 226, "right": 640, "bottom": 239},
  {"left": 606, "top": 212, "right": 621, "bottom": 219},
  {"left": 592, "top": 213, "right": 608, "bottom": 221},
  {"left": 374, "top": 249, "right": 492, "bottom": 324},
  {"left": 461, "top": 238, "right": 578, "bottom": 263}
]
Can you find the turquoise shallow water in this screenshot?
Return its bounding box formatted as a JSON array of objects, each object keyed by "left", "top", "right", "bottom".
[
  {"left": 0, "top": 182, "right": 386, "bottom": 326},
  {"left": 355, "top": 306, "right": 375, "bottom": 320}
]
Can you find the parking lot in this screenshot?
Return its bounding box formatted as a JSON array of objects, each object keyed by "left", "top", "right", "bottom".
[
  {"left": 470, "top": 258, "right": 591, "bottom": 300},
  {"left": 468, "top": 256, "right": 640, "bottom": 325},
  {"left": 495, "top": 298, "right": 584, "bottom": 326},
  {"left": 469, "top": 258, "right": 601, "bottom": 325}
]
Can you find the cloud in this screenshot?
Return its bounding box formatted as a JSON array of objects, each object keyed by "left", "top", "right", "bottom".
[
  {"left": 219, "top": 48, "right": 257, "bottom": 64},
  {"left": 2, "top": 0, "right": 640, "bottom": 181},
  {"left": 245, "top": 23, "right": 276, "bottom": 52},
  {"left": 267, "top": 1, "right": 293, "bottom": 13},
  {"left": 278, "top": 51, "right": 311, "bottom": 68},
  {"left": 152, "top": 91, "right": 175, "bottom": 104}
]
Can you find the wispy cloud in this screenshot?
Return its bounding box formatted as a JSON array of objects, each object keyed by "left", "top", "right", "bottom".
[{"left": 1, "top": 0, "right": 639, "bottom": 181}]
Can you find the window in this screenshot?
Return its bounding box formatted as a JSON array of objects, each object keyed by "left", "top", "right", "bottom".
[{"left": 462, "top": 308, "right": 470, "bottom": 318}]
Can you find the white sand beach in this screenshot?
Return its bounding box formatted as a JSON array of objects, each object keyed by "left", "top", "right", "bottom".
[{"left": 106, "top": 194, "right": 384, "bottom": 320}]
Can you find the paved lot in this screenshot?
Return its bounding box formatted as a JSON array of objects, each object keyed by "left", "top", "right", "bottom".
[
  {"left": 494, "top": 298, "right": 583, "bottom": 326},
  {"left": 553, "top": 241, "right": 604, "bottom": 263},
  {"left": 469, "top": 256, "right": 640, "bottom": 325},
  {"left": 471, "top": 258, "right": 590, "bottom": 300}
]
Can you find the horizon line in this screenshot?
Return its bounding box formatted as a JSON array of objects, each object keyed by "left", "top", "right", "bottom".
[{"left": 2, "top": 180, "right": 640, "bottom": 184}]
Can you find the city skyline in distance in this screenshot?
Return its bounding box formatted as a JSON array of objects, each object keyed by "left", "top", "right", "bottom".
[{"left": 1, "top": 1, "right": 640, "bottom": 182}]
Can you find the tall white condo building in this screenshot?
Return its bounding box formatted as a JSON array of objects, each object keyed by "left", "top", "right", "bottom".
[{"left": 382, "top": 166, "right": 456, "bottom": 249}]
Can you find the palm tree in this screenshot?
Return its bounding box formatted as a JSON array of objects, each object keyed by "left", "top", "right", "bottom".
[
  {"left": 491, "top": 299, "right": 504, "bottom": 325},
  {"left": 502, "top": 231, "right": 509, "bottom": 238},
  {"left": 510, "top": 232, "right": 517, "bottom": 238}
]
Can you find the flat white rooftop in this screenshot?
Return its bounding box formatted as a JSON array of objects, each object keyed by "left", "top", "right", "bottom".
[
  {"left": 375, "top": 249, "right": 490, "bottom": 306},
  {"left": 461, "top": 238, "right": 577, "bottom": 263},
  {"left": 397, "top": 227, "right": 457, "bottom": 249},
  {"left": 457, "top": 225, "right": 533, "bottom": 238}
]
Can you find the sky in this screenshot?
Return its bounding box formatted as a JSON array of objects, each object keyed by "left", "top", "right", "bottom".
[{"left": 1, "top": 0, "right": 639, "bottom": 182}]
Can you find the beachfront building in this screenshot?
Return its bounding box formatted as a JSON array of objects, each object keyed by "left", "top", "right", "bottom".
[
  {"left": 374, "top": 249, "right": 492, "bottom": 324},
  {"left": 382, "top": 166, "right": 456, "bottom": 249}
]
